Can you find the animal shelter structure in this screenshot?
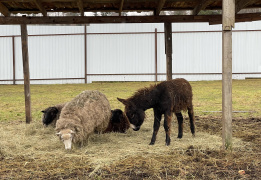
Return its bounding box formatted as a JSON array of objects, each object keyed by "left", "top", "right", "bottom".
[{"left": 1, "top": 0, "right": 261, "bottom": 150}]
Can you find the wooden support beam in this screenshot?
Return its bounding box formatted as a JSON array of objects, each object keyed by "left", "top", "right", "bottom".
[
  {"left": 119, "top": 0, "right": 124, "bottom": 16},
  {"left": 0, "top": 2, "right": 10, "bottom": 17},
  {"left": 84, "top": 25, "right": 87, "bottom": 83},
  {"left": 33, "top": 0, "right": 47, "bottom": 16},
  {"left": 0, "top": 13, "right": 260, "bottom": 25},
  {"left": 236, "top": 0, "right": 260, "bottom": 13},
  {"left": 77, "top": 0, "right": 84, "bottom": 16},
  {"left": 20, "top": 22, "right": 32, "bottom": 124},
  {"left": 164, "top": 22, "right": 172, "bottom": 81},
  {"left": 193, "top": 0, "right": 214, "bottom": 15},
  {"left": 0, "top": 15, "right": 218, "bottom": 24},
  {"left": 155, "top": 0, "right": 166, "bottom": 16},
  {"left": 222, "top": 0, "right": 235, "bottom": 150},
  {"left": 155, "top": 28, "right": 158, "bottom": 82},
  {"left": 12, "top": 36, "right": 16, "bottom": 85}
]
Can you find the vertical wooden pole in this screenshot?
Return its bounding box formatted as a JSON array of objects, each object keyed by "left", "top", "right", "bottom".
[
  {"left": 155, "top": 28, "right": 158, "bottom": 82},
  {"left": 222, "top": 0, "right": 235, "bottom": 150},
  {"left": 164, "top": 22, "right": 172, "bottom": 81},
  {"left": 84, "top": 25, "right": 87, "bottom": 84},
  {"left": 12, "top": 36, "right": 16, "bottom": 85},
  {"left": 21, "top": 23, "right": 32, "bottom": 124}
]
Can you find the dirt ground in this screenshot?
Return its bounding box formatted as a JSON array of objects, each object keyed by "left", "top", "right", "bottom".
[{"left": 0, "top": 115, "right": 260, "bottom": 180}]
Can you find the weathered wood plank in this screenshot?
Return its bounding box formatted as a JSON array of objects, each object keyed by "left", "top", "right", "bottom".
[
  {"left": 222, "top": 0, "right": 235, "bottom": 150},
  {"left": 1, "top": 13, "right": 260, "bottom": 25},
  {"left": 119, "top": 0, "right": 124, "bottom": 16},
  {"left": 0, "top": 2, "right": 10, "bottom": 17},
  {"left": 236, "top": 0, "right": 260, "bottom": 13},
  {"left": 33, "top": 0, "right": 47, "bottom": 16},
  {"left": 164, "top": 22, "right": 172, "bottom": 81},
  {"left": 21, "top": 23, "right": 32, "bottom": 124},
  {"left": 155, "top": 0, "right": 166, "bottom": 16},
  {"left": 222, "top": 0, "right": 235, "bottom": 30},
  {"left": 193, "top": 0, "right": 215, "bottom": 15},
  {"left": 0, "top": 15, "right": 218, "bottom": 24},
  {"left": 77, "top": 0, "right": 84, "bottom": 16}
]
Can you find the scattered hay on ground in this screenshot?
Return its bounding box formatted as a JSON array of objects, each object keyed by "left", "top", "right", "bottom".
[{"left": 0, "top": 115, "right": 260, "bottom": 179}]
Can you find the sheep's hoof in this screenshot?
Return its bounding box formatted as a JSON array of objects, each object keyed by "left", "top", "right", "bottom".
[
  {"left": 192, "top": 133, "right": 195, "bottom": 138},
  {"left": 177, "top": 134, "right": 183, "bottom": 139}
]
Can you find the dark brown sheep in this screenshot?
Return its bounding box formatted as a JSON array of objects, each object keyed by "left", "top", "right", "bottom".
[{"left": 118, "top": 78, "right": 195, "bottom": 146}]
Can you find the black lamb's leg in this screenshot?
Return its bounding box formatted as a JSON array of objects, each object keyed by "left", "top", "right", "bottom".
[
  {"left": 188, "top": 106, "right": 195, "bottom": 137},
  {"left": 150, "top": 108, "right": 162, "bottom": 145},
  {"left": 164, "top": 110, "right": 172, "bottom": 146},
  {"left": 175, "top": 112, "right": 183, "bottom": 139}
]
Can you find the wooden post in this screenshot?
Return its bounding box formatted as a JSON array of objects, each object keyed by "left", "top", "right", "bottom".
[
  {"left": 155, "top": 28, "right": 158, "bottom": 82},
  {"left": 164, "top": 22, "right": 172, "bottom": 81},
  {"left": 21, "top": 23, "right": 32, "bottom": 124},
  {"left": 84, "top": 25, "right": 87, "bottom": 84},
  {"left": 222, "top": 0, "right": 235, "bottom": 150},
  {"left": 12, "top": 36, "right": 16, "bottom": 85}
]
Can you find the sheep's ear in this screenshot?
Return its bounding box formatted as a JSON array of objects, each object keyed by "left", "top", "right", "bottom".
[
  {"left": 41, "top": 110, "right": 45, "bottom": 113},
  {"left": 56, "top": 132, "right": 61, "bottom": 136},
  {"left": 117, "top": 98, "right": 128, "bottom": 105}
]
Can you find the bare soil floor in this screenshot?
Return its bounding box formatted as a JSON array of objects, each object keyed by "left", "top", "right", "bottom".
[{"left": 0, "top": 115, "right": 260, "bottom": 180}]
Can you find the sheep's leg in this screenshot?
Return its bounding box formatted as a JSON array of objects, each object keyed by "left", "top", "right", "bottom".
[
  {"left": 164, "top": 111, "right": 172, "bottom": 146},
  {"left": 188, "top": 106, "right": 195, "bottom": 137},
  {"left": 175, "top": 112, "right": 183, "bottom": 139},
  {"left": 149, "top": 108, "right": 162, "bottom": 145}
]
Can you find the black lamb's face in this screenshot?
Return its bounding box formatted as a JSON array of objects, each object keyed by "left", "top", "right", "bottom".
[
  {"left": 41, "top": 107, "right": 59, "bottom": 126},
  {"left": 117, "top": 97, "right": 145, "bottom": 131},
  {"left": 125, "top": 106, "right": 145, "bottom": 131}
]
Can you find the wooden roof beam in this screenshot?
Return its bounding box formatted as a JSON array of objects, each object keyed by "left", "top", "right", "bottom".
[
  {"left": 119, "top": 0, "right": 124, "bottom": 16},
  {"left": 77, "top": 0, "right": 84, "bottom": 16},
  {"left": 1, "top": 13, "right": 261, "bottom": 25},
  {"left": 155, "top": 0, "right": 166, "bottom": 16},
  {"left": 33, "top": 0, "right": 47, "bottom": 16},
  {"left": 236, "top": 0, "right": 260, "bottom": 13},
  {"left": 193, "top": 0, "right": 214, "bottom": 15},
  {"left": 0, "top": 2, "right": 10, "bottom": 17}
]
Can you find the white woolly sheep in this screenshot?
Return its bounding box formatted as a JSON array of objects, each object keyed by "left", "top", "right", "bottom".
[{"left": 55, "top": 90, "right": 111, "bottom": 150}]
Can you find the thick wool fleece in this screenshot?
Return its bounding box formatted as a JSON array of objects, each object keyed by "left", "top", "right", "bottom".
[{"left": 55, "top": 90, "right": 111, "bottom": 146}]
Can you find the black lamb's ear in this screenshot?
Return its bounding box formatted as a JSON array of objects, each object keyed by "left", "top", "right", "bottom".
[
  {"left": 41, "top": 110, "right": 45, "bottom": 113},
  {"left": 117, "top": 98, "right": 128, "bottom": 105}
]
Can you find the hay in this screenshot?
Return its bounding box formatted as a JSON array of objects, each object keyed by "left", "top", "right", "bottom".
[
  {"left": 0, "top": 117, "right": 250, "bottom": 164},
  {"left": 0, "top": 112, "right": 259, "bottom": 179}
]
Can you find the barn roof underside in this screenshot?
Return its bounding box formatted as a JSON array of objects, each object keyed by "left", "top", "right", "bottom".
[{"left": 0, "top": 0, "right": 261, "bottom": 24}]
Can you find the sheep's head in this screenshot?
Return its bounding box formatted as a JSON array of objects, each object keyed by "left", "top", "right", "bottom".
[
  {"left": 56, "top": 129, "right": 75, "bottom": 150},
  {"left": 41, "top": 107, "right": 59, "bottom": 126}
]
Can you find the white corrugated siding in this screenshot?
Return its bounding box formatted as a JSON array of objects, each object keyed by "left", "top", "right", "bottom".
[
  {"left": 87, "top": 33, "right": 156, "bottom": 82},
  {"left": 0, "top": 37, "right": 13, "bottom": 83},
  {"left": 13, "top": 35, "right": 85, "bottom": 84},
  {"left": 0, "top": 22, "right": 261, "bottom": 84}
]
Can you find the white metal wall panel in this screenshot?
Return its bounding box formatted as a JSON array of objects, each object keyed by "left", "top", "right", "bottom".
[
  {"left": 233, "top": 31, "right": 261, "bottom": 79},
  {"left": 27, "top": 25, "right": 84, "bottom": 35},
  {"left": 0, "top": 37, "right": 13, "bottom": 84},
  {"left": 172, "top": 21, "right": 261, "bottom": 31},
  {"left": 0, "top": 22, "right": 261, "bottom": 84},
  {"left": 0, "top": 25, "right": 20, "bottom": 36},
  {"left": 87, "top": 23, "right": 164, "bottom": 33},
  {"left": 87, "top": 33, "right": 156, "bottom": 82},
  {"left": 14, "top": 35, "right": 85, "bottom": 84}
]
